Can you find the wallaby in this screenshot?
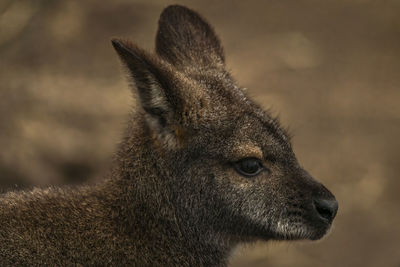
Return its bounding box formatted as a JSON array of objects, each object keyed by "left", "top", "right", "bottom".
[{"left": 0, "top": 5, "right": 338, "bottom": 266}]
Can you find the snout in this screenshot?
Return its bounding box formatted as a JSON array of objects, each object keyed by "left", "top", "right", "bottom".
[
  {"left": 313, "top": 197, "right": 338, "bottom": 224},
  {"left": 296, "top": 169, "right": 338, "bottom": 239},
  {"left": 278, "top": 168, "right": 338, "bottom": 240},
  {"left": 300, "top": 169, "right": 338, "bottom": 225}
]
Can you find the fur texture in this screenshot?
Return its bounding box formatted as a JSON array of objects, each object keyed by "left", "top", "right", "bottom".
[{"left": 0, "top": 5, "right": 337, "bottom": 266}]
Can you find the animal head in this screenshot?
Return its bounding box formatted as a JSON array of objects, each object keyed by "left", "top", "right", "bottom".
[{"left": 112, "top": 5, "right": 337, "bottom": 242}]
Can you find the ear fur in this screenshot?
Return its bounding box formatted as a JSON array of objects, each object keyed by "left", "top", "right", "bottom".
[
  {"left": 111, "top": 38, "right": 179, "bottom": 146},
  {"left": 155, "top": 5, "right": 224, "bottom": 69}
]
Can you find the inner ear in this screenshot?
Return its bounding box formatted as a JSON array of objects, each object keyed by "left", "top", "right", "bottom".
[
  {"left": 112, "top": 39, "right": 180, "bottom": 143},
  {"left": 155, "top": 5, "right": 224, "bottom": 69}
]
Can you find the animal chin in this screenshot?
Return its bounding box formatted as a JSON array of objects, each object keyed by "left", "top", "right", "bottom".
[
  {"left": 308, "top": 223, "right": 332, "bottom": 240},
  {"left": 270, "top": 220, "right": 331, "bottom": 241}
]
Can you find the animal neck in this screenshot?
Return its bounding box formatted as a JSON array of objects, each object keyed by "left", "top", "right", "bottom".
[{"left": 104, "top": 115, "right": 237, "bottom": 265}]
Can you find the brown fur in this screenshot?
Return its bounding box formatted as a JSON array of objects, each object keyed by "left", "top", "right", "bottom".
[{"left": 0, "top": 5, "right": 337, "bottom": 266}]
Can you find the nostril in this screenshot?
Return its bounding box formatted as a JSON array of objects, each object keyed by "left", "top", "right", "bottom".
[
  {"left": 313, "top": 198, "right": 338, "bottom": 222},
  {"left": 315, "top": 203, "right": 333, "bottom": 220}
]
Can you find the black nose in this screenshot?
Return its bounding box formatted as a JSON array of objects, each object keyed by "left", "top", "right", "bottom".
[{"left": 313, "top": 197, "right": 338, "bottom": 223}]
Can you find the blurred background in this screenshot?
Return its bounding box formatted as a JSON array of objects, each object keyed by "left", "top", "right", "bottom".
[{"left": 0, "top": 0, "right": 399, "bottom": 266}]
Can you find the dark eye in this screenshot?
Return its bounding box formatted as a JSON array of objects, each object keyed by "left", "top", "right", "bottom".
[{"left": 234, "top": 158, "right": 264, "bottom": 177}]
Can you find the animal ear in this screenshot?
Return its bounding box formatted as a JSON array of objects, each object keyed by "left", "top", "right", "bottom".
[
  {"left": 112, "top": 38, "right": 180, "bottom": 146},
  {"left": 155, "top": 5, "right": 224, "bottom": 69}
]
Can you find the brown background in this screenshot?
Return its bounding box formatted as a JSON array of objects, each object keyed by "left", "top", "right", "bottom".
[{"left": 1, "top": 0, "right": 399, "bottom": 266}]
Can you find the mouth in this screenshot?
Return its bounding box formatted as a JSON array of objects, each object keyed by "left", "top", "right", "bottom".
[
  {"left": 277, "top": 196, "right": 338, "bottom": 240},
  {"left": 308, "top": 221, "right": 333, "bottom": 240},
  {"left": 271, "top": 210, "right": 335, "bottom": 241},
  {"left": 271, "top": 221, "right": 332, "bottom": 241}
]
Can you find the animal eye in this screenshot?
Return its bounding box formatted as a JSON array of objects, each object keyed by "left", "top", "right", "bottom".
[{"left": 234, "top": 158, "right": 264, "bottom": 177}]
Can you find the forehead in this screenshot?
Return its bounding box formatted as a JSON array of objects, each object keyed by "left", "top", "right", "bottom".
[
  {"left": 183, "top": 117, "right": 295, "bottom": 172},
  {"left": 192, "top": 107, "right": 293, "bottom": 163},
  {"left": 230, "top": 112, "right": 291, "bottom": 152},
  {"left": 186, "top": 70, "right": 292, "bottom": 155}
]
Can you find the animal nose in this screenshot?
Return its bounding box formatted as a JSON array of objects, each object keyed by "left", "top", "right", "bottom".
[{"left": 313, "top": 197, "right": 338, "bottom": 223}]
